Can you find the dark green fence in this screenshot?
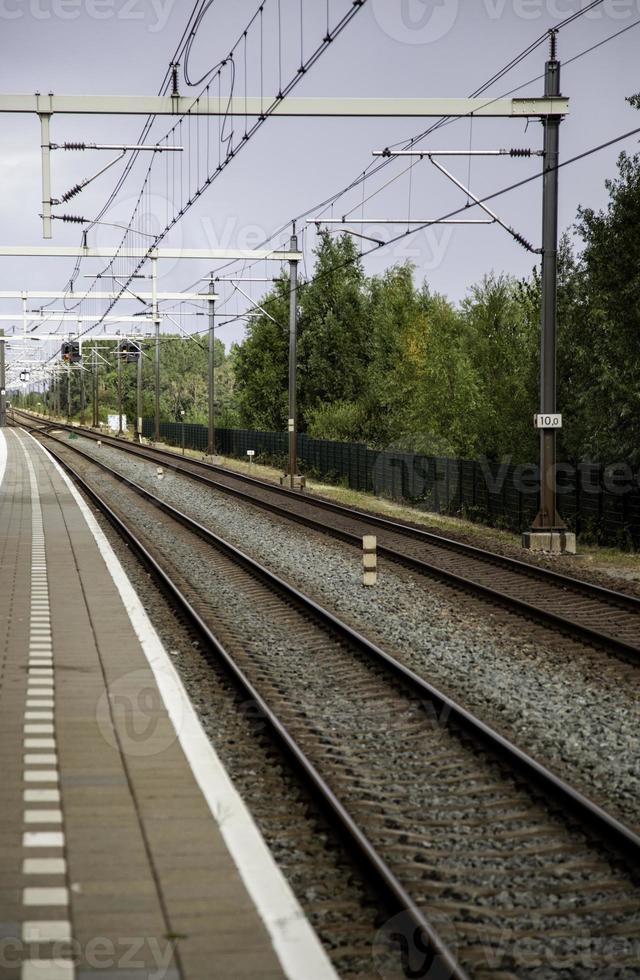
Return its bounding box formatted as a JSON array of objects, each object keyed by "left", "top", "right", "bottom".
[{"left": 142, "top": 419, "right": 640, "bottom": 549}]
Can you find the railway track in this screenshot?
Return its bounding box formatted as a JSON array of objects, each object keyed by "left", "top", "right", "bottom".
[
  {"left": 17, "top": 410, "right": 640, "bottom": 663},
  {"left": 18, "top": 423, "right": 640, "bottom": 979}
]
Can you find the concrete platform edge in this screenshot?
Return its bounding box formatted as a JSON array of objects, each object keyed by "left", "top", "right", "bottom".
[{"left": 22, "top": 429, "right": 338, "bottom": 980}]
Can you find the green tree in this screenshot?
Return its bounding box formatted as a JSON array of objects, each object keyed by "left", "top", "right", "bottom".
[
  {"left": 567, "top": 140, "right": 640, "bottom": 463},
  {"left": 460, "top": 273, "right": 538, "bottom": 461},
  {"left": 297, "top": 232, "right": 370, "bottom": 419},
  {"left": 233, "top": 278, "right": 290, "bottom": 430}
]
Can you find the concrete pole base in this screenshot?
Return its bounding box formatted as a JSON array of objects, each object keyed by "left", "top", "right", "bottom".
[
  {"left": 522, "top": 530, "right": 576, "bottom": 555},
  {"left": 280, "top": 474, "right": 306, "bottom": 490}
]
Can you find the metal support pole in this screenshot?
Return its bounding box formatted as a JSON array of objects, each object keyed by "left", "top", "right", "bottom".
[
  {"left": 152, "top": 256, "right": 160, "bottom": 441},
  {"left": 136, "top": 344, "right": 143, "bottom": 442},
  {"left": 39, "top": 113, "right": 52, "bottom": 239},
  {"left": 0, "top": 330, "right": 5, "bottom": 427},
  {"left": 207, "top": 277, "right": 215, "bottom": 456},
  {"left": 66, "top": 364, "right": 71, "bottom": 422},
  {"left": 80, "top": 364, "right": 86, "bottom": 425},
  {"left": 531, "top": 33, "right": 565, "bottom": 534},
  {"left": 287, "top": 226, "right": 299, "bottom": 487},
  {"left": 92, "top": 346, "right": 98, "bottom": 426},
  {"left": 117, "top": 350, "right": 123, "bottom": 434}
]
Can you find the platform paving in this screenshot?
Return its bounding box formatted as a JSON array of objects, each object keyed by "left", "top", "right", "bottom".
[{"left": 0, "top": 428, "right": 330, "bottom": 980}]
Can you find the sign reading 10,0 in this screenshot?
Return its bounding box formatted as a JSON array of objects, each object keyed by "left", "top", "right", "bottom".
[{"left": 533, "top": 414, "right": 562, "bottom": 429}]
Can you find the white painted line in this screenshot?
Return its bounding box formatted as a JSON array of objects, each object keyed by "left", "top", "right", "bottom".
[
  {"left": 28, "top": 670, "right": 54, "bottom": 677},
  {"left": 24, "top": 754, "right": 58, "bottom": 764},
  {"left": 23, "top": 858, "right": 67, "bottom": 875},
  {"left": 23, "top": 832, "right": 64, "bottom": 847},
  {"left": 24, "top": 771, "right": 58, "bottom": 782},
  {"left": 24, "top": 739, "right": 56, "bottom": 749},
  {"left": 26, "top": 701, "right": 55, "bottom": 710},
  {"left": 23, "top": 887, "right": 69, "bottom": 906},
  {"left": 27, "top": 680, "right": 54, "bottom": 688},
  {"left": 0, "top": 429, "right": 6, "bottom": 489},
  {"left": 20, "top": 430, "right": 340, "bottom": 980},
  {"left": 21, "top": 961, "right": 75, "bottom": 980},
  {"left": 22, "top": 921, "right": 71, "bottom": 942},
  {"left": 24, "top": 810, "right": 63, "bottom": 824},
  {"left": 24, "top": 789, "right": 60, "bottom": 803},
  {"left": 25, "top": 712, "right": 55, "bottom": 722},
  {"left": 24, "top": 725, "right": 55, "bottom": 735}
]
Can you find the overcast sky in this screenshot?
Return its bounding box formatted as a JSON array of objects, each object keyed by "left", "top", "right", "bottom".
[{"left": 1, "top": 0, "right": 638, "bottom": 378}]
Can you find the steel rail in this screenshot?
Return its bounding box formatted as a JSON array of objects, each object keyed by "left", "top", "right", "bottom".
[
  {"left": 17, "top": 411, "right": 639, "bottom": 610},
  {"left": 16, "top": 412, "right": 640, "bottom": 661},
  {"left": 25, "top": 424, "right": 640, "bottom": 870},
  {"left": 23, "top": 425, "right": 467, "bottom": 980}
]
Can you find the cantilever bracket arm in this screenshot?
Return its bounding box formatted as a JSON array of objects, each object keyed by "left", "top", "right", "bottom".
[{"left": 428, "top": 156, "right": 541, "bottom": 254}]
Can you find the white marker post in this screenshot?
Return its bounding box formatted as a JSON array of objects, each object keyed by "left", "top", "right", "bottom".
[
  {"left": 362, "top": 535, "right": 377, "bottom": 587},
  {"left": 247, "top": 449, "right": 255, "bottom": 469}
]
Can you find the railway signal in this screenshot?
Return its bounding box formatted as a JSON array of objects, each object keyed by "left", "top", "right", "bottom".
[
  {"left": 61, "top": 340, "right": 81, "bottom": 364},
  {"left": 117, "top": 339, "right": 140, "bottom": 363}
]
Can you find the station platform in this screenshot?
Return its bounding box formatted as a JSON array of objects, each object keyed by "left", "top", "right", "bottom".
[{"left": 0, "top": 427, "right": 337, "bottom": 980}]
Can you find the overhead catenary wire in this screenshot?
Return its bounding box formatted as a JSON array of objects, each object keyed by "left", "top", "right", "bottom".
[
  {"left": 190, "top": 2, "right": 635, "bottom": 293},
  {"left": 35, "top": 0, "right": 633, "bottom": 361},
  {"left": 78, "top": 0, "right": 616, "bottom": 320},
  {"left": 69, "top": 0, "right": 369, "bottom": 343}
]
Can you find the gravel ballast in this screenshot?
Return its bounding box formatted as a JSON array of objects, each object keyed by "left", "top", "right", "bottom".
[
  {"left": 62, "top": 434, "right": 640, "bottom": 833},
  {"left": 44, "top": 434, "right": 640, "bottom": 980}
]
